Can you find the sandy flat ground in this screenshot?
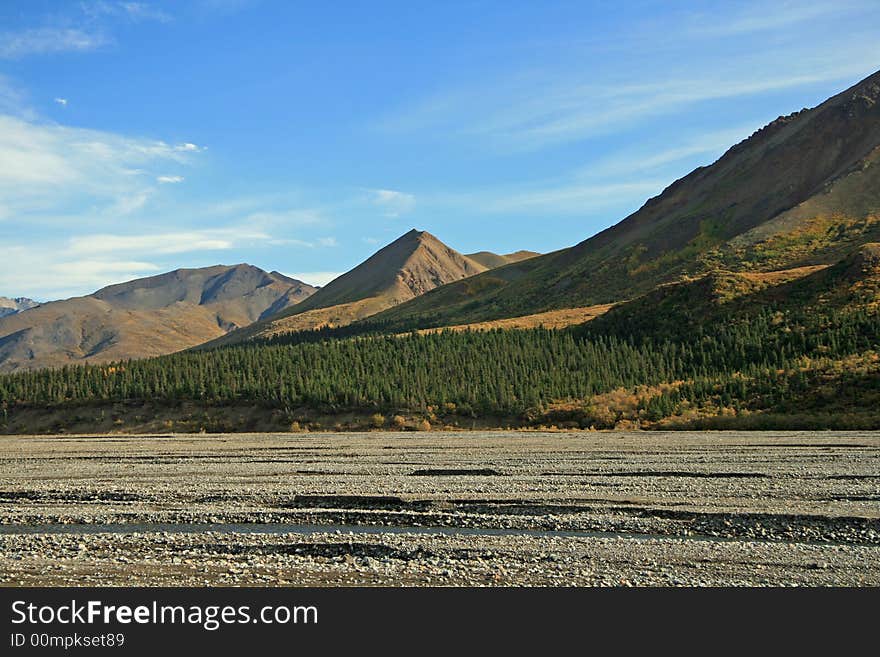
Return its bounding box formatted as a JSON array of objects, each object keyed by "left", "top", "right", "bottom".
[{"left": 0, "top": 431, "right": 878, "bottom": 586}]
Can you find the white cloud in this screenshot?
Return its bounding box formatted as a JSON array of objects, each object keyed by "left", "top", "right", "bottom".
[
  {"left": 54, "top": 97, "right": 68, "bottom": 106},
  {"left": 284, "top": 271, "right": 342, "bottom": 287},
  {"left": 0, "top": 224, "right": 296, "bottom": 299},
  {"left": 66, "top": 228, "right": 272, "bottom": 257},
  {"left": 370, "top": 188, "right": 415, "bottom": 217},
  {"left": 0, "top": 244, "right": 161, "bottom": 300},
  {"left": 174, "top": 142, "right": 204, "bottom": 152},
  {"left": 156, "top": 175, "right": 184, "bottom": 184},
  {"left": 316, "top": 236, "right": 338, "bottom": 247},
  {"left": 0, "top": 28, "right": 107, "bottom": 59},
  {"left": 0, "top": 114, "right": 204, "bottom": 221}
]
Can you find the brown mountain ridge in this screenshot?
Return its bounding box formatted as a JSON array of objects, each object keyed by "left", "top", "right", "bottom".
[
  {"left": 203, "top": 229, "right": 517, "bottom": 346},
  {"left": 0, "top": 265, "right": 316, "bottom": 372}
]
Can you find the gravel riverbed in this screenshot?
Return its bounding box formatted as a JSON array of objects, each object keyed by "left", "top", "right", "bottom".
[{"left": 0, "top": 431, "right": 877, "bottom": 586}]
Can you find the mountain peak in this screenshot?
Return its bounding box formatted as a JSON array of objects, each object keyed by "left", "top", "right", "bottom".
[
  {"left": 270, "top": 230, "right": 486, "bottom": 316},
  {"left": 0, "top": 265, "right": 319, "bottom": 371},
  {"left": 399, "top": 228, "right": 438, "bottom": 244}
]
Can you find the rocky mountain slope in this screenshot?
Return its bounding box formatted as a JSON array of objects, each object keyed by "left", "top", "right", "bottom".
[
  {"left": 370, "top": 69, "right": 880, "bottom": 330},
  {"left": 0, "top": 265, "right": 316, "bottom": 371},
  {"left": 0, "top": 297, "right": 39, "bottom": 319}
]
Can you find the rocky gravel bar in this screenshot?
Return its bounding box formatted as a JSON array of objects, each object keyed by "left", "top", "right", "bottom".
[{"left": 0, "top": 431, "right": 877, "bottom": 586}]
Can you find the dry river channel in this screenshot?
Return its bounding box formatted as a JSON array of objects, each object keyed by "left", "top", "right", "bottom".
[{"left": 0, "top": 431, "right": 877, "bottom": 586}]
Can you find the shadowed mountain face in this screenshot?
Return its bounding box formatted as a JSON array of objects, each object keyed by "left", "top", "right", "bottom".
[
  {"left": 0, "top": 297, "right": 39, "bottom": 319},
  {"left": 0, "top": 265, "right": 316, "bottom": 372},
  {"left": 371, "top": 69, "right": 880, "bottom": 329},
  {"left": 202, "top": 230, "right": 493, "bottom": 345}
]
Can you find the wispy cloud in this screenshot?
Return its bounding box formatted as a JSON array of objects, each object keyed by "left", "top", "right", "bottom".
[
  {"left": 377, "top": 6, "right": 880, "bottom": 152},
  {"left": 0, "top": 244, "right": 162, "bottom": 300},
  {"left": 0, "top": 76, "right": 33, "bottom": 118},
  {"left": 156, "top": 175, "right": 184, "bottom": 184},
  {"left": 174, "top": 142, "right": 203, "bottom": 152},
  {"left": 269, "top": 235, "right": 339, "bottom": 249},
  {"left": 682, "top": 0, "right": 872, "bottom": 38},
  {"left": 82, "top": 2, "right": 173, "bottom": 23},
  {"left": 0, "top": 2, "right": 172, "bottom": 61},
  {"left": 387, "top": 61, "right": 877, "bottom": 152},
  {"left": 369, "top": 188, "right": 415, "bottom": 217},
  {"left": 450, "top": 180, "right": 667, "bottom": 216},
  {"left": 54, "top": 97, "right": 68, "bottom": 107},
  {"left": 427, "top": 121, "right": 764, "bottom": 219},
  {"left": 0, "top": 28, "right": 108, "bottom": 59},
  {"left": 577, "top": 125, "right": 760, "bottom": 179},
  {"left": 66, "top": 228, "right": 272, "bottom": 256},
  {"left": 0, "top": 114, "right": 204, "bottom": 219}
]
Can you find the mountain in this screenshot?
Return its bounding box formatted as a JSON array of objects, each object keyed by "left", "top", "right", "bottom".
[
  {"left": 203, "top": 229, "right": 491, "bottom": 345},
  {"left": 369, "top": 70, "right": 880, "bottom": 330},
  {"left": 464, "top": 250, "right": 540, "bottom": 269},
  {"left": 6, "top": 74, "right": 880, "bottom": 431},
  {"left": 0, "top": 297, "right": 39, "bottom": 319},
  {"left": 8, "top": 242, "right": 879, "bottom": 434},
  {"left": 0, "top": 265, "right": 316, "bottom": 372}
]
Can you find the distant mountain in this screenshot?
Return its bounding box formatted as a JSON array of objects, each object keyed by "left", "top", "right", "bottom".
[
  {"left": 464, "top": 250, "right": 540, "bottom": 269},
  {"left": 371, "top": 69, "right": 880, "bottom": 330},
  {"left": 0, "top": 297, "right": 39, "bottom": 319},
  {"left": 203, "top": 229, "right": 490, "bottom": 345},
  {"left": 0, "top": 265, "right": 316, "bottom": 371}
]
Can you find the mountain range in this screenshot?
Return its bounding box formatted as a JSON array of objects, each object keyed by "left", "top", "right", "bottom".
[
  {"left": 0, "top": 235, "right": 537, "bottom": 370},
  {"left": 0, "top": 265, "right": 316, "bottom": 371},
  {"left": 3, "top": 70, "right": 880, "bottom": 431},
  {"left": 202, "top": 229, "right": 535, "bottom": 347}
]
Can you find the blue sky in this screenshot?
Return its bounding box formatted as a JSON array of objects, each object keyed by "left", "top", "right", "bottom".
[{"left": 1, "top": 0, "right": 879, "bottom": 299}]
